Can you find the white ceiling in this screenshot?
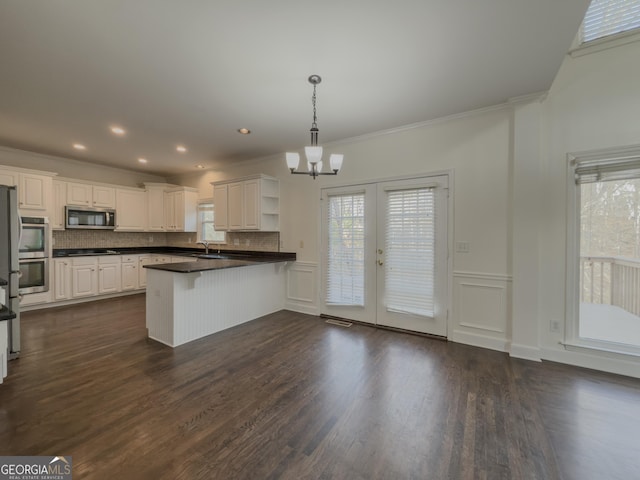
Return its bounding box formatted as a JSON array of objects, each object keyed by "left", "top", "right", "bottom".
[{"left": 0, "top": 0, "right": 590, "bottom": 177}]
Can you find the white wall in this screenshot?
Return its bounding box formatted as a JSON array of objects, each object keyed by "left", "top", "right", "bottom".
[
  {"left": 536, "top": 38, "right": 640, "bottom": 376},
  {"left": 169, "top": 106, "right": 514, "bottom": 346},
  {"left": 0, "top": 146, "right": 166, "bottom": 186}
]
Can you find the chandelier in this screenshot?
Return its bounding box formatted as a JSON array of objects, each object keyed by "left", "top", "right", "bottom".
[{"left": 286, "top": 75, "right": 344, "bottom": 179}]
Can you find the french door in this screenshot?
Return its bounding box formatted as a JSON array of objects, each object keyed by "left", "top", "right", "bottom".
[{"left": 320, "top": 175, "right": 449, "bottom": 336}]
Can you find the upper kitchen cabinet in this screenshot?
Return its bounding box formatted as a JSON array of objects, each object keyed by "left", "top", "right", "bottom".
[
  {"left": 164, "top": 187, "right": 198, "bottom": 232},
  {"left": 0, "top": 165, "right": 54, "bottom": 213},
  {"left": 115, "top": 188, "right": 146, "bottom": 231},
  {"left": 212, "top": 175, "right": 279, "bottom": 231},
  {"left": 52, "top": 180, "right": 67, "bottom": 229},
  {"left": 213, "top": 183, "right": 228, "bottom": 230},
  {"left": 144, "top": 183, "right": 168, "bottom": 232},
  {"left": 66, "top": 181, "right": 115, "bottom": 208}
]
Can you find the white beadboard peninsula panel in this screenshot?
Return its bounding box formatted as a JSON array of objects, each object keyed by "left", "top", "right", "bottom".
[
  {"left": 451, "top": 271, "right": 512, "bottom": 352},
  {"left": 146, "top": 263, "right": 286, "bottom": 347},
  {"left": 285, "top": 262, "right": 319, "bottom": 315}
]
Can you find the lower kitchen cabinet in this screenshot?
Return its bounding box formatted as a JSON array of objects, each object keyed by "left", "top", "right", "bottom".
[
  {"left": 53, "top": 258, "right": 72, "bottom": 301},
  {"left": 98, "top": 257, "right": 121, "bottom": 294},
  {"left": 72, "top": 258, "right": 98, "bottom": 298},
  {"left": 50, "top": 253, "right": 198, "bottom": 305},
  {"left": 121, "top": 255, "right": 139, "bottom": 291}
]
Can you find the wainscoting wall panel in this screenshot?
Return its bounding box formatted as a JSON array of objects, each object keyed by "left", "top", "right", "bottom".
[
  {"left": 285, "top": 262, "right": 319, "bottom": 315},
  {"left": 451, "top": 271, "right": 512, "bottom": 352}
]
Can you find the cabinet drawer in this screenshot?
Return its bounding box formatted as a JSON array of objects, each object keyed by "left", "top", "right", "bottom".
[
  {"left": 98, "top": 256, "right": 121, "bottom": 264},
  {"left": 71, "top": 256, "right": 98, "bottom": 266}
]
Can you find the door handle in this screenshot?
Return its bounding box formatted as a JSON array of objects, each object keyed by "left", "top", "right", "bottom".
[
  {"left": 378, "top": 249, "right": 383, "bottom": 254},
  {"left": 377, "top": 259, "right": 384, "bottom": 265}
]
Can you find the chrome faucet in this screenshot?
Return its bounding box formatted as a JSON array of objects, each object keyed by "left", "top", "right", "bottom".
[{"left": 197, "top": 241, "right": 210, "bottom": 254}]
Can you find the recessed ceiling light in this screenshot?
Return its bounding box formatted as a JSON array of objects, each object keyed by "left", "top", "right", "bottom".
[
  {"left": 73, "top": 143, "right": 86, "bottom": 150},
  {"left": 110, "top": 126, "right": 126, "bottom": 135},
  {"left": 237, "top": 128, "right": 251, "bottom": 135},
  {"left": 176, "top": 145, "right": 187, "bottom": 153},
  {"left": 195, "top": 164, "right": 205, "bottom": 169},
  {"left": 138, "top": 158, "right": 148, "bottom": 164}
]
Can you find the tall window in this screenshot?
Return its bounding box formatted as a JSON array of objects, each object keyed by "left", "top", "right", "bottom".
[
  {"left": 325, "top": 193, "right": 365, "bottom": 306},
  {"left": 582, "top": 0, "right": 640, "bottom": 43},
  {"left": 384, "top": 187, "right": 435, "bottom": 317},
  {"left": 198, "top": 200, "right": 225, "bottom": 243},
  {"left": 573, "top": 150, "right": 640, "bottom": 350}
]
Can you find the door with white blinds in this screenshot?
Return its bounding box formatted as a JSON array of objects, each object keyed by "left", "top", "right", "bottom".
[{"left": 321, "top": 175, "right": 448, "bottom": 336}]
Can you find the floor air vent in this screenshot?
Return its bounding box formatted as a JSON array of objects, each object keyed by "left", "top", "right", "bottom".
[{"left": 325, "top": 319, "right": 353, "bottom": 328}]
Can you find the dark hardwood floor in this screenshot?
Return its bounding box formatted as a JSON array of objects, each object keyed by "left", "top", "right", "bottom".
[{"left": 1, "top": 295, "right": 639, "bottom": 479}]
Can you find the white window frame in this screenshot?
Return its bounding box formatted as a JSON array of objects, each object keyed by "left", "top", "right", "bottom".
[
  {"left": 197, "top": 198, "right": 226, "bottom": 244},
  {"left": 566, "top": 144, "right": 640, "bottom": 358},
  {"left": 570, "top": 0, "right": 640, "bottom": 57}
]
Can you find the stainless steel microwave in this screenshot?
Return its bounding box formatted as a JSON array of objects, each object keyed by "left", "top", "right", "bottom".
[{"left": 65, "top": 206, "right": 116, "bottom": 229}]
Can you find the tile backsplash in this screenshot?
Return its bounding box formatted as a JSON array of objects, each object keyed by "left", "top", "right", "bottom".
[
  {"left": 53, "top": 230, "right": 280, "bottom": 252},
  {"left": 167, "top": 232, "right": 280, "bottom": 252}
]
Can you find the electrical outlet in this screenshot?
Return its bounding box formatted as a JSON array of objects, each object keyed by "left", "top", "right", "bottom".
[
  {"left": 148, "top": 236, "right": 153, "bottom": 243},
  {"left": 234, "top": 238, "right": 239, "bottom": 246},
  {"left": 550, "top": 320, "right": 561, "bottom": 333},
  {"left": 299, "top": 240, "right": 304, "bottom": 248},
  {"left": 245, "top": 239, "right": 250, "bottom": 246},
  {"left": 188, "top": 237, "right": 192, "bottom": 243}
]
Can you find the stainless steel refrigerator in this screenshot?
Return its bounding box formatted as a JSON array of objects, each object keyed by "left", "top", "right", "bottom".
[{"left": 0, "top": 185, "right": 20, "bottom": 359}]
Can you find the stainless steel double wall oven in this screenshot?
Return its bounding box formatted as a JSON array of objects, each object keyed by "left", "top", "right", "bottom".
[{"left": 18, "top": 216, "right": 49, "bottom": 294}]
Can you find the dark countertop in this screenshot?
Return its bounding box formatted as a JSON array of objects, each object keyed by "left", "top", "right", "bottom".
[
  {"left": 53, "top": 247, "right": 296, "bottom": 262},
  {"left": 0, "top": 305, "right": 17, "bottom": 322},
  {"left": 143, "top": 257, "right": 291, "bottom": 273}
]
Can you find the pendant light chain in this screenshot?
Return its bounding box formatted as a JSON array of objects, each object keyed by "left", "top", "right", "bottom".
[
  {"left": 310, "top": 83, "right": 319, "bottom": 146},
  {"left": 285, "top": 74, "right": 344, "bottom": 178}
]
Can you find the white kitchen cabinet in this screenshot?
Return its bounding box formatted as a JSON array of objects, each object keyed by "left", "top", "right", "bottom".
[
  {"left": 53, "top": 258, "right": 72, "bottom": 301},
  {"left": 92, "top": 185, "right": 116, "bottom": 208},
  {"left": 121, "top": 255, "right": 139, "bottom": 291},
  {"left": 227, "top": 182, "right": 244, "bottom": 230},
  {"left": 66, "top": 182, "right": 115, "bottom": 208},
  {"left": 0, "top": 167, "right": 52, "bottom": 212},
  {"left": 145, "top": 184, "right": 167, "bottom": 231},
  {"left": 212, "top": 175, "right": 279, "bottom": 231},
  {"left": 164, "top": 188, "right": 198, "bottom": 232},
  {"left": 0, "top": 170, "right": 17, "bottom": 187},
  {"left": 71, "top": 258, "right": 98, "bottom": 298},
  {"left": 138, "top": 256, "right": 154, "bottom": 288},
  {"left": 52, "top": 180, "right": 67, "bottom": 229},
  {"left": 98, "top": 256, "right": 121, "bottom": 294},
  {"left": 116, "top": 188, "right": 146, "bottom": 231},
  {"left": 66, "top": 182, "right": 92, "bottom": 206},
  {"left": 213, "top": 183, "right": 228, "bottom": 230},
  {"left": 19, "top": 173, "right": 49, "bottom": 210}
]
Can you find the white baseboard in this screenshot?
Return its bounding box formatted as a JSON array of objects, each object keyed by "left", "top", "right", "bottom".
[
  {"left": 510, "top": 343, "right": 542, "bottom": 362},
  {"left": 450, "top": 329, "right": 509, "bottom": 352},
  {"left": 21, "top": 289, "right": 144, "bottom": 311},
  {"left": 284, "top": 302, "right": 319, "bottom": 316},
  {"left": 541, "top": 346, "right": 640, "bottom": 379}
]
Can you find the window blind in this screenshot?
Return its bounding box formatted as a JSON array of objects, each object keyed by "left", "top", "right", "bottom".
[
  {"left": 326, "top": 193, "right": 365, "bottom": 306},
  {"left": 582, "top": 0, "right": 640, "bottom": 43},
  {"left": 384, "top": 187, "right": 435, "bottom": 317},
  {"left": 575, "top": 156, "right": 640, "bottom": 184}
]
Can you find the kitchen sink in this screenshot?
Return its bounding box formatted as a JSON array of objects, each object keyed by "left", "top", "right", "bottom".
[{"left": 195, "top": 254, "right": 228, "bottom": 259}]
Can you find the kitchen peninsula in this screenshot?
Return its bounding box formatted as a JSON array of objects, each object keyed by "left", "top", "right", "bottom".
[{"left": 144, "top": 252, "right": 295, "bottom": 347}]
